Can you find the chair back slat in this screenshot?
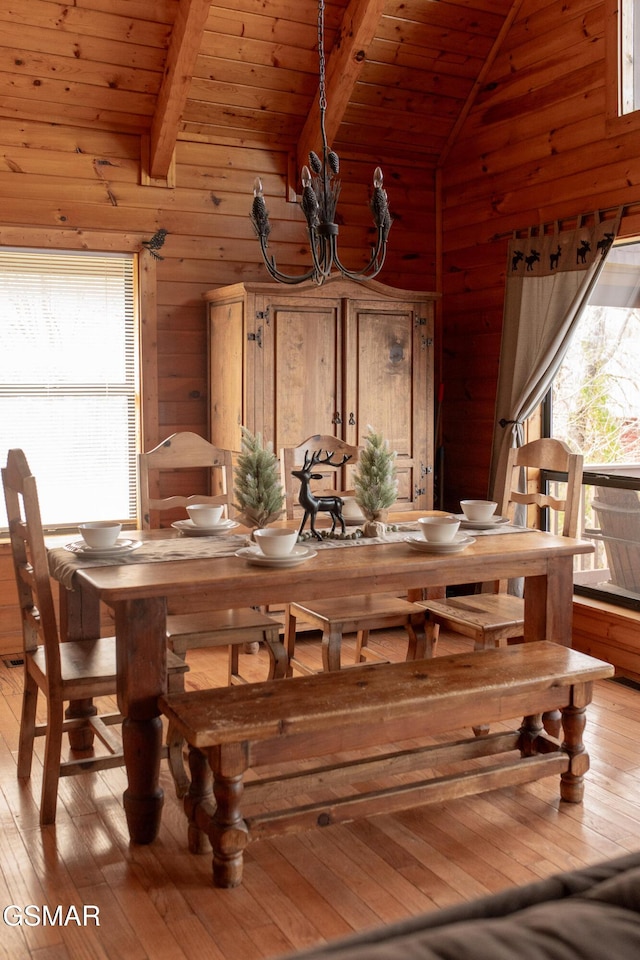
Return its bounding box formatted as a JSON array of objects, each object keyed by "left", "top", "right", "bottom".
[
  {"left": 280, "top": 434, "right": 361, "bottom": 519},
  {"left": 500, "top": 438, "right": 583, "bottom": 538},
  {"left": 2, "top": 449, "right": 62, "bottom": 681},
  {"left": 139, "top": 432, "right": 235, "bottom": 529}
]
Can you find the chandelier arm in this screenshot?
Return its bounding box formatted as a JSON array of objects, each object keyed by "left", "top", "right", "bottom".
[
  {"left": 309, "top": 230, "right": 333, "bottom": 281},
  {"left": 332, "top": 231, "right": 389, "bottom": 280},
  {"left": 258, "top": 235, "right": 318, "bottom": 285}
]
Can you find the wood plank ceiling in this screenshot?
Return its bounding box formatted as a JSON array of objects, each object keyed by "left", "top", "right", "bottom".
[{"left": 0, "top": 0, "right": 520, "bottom": 177}]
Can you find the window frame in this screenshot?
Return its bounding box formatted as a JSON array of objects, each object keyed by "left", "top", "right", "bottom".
[
  {"left": 0, "top": 247, "right": 141, "bottom": 534},
  {"left": 544, "top": 236, "right": 640, "bottom": 611},
  {"left": 606, "top": 0, "right": 640, "bottom": 133}
]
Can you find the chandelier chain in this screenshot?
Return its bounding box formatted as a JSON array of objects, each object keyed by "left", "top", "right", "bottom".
[
  {"left": 317, "top": 0, "right": 327, "bottom": 113},
  {"left": 249, "top": 0, "right": 392, "bottom": 285}
]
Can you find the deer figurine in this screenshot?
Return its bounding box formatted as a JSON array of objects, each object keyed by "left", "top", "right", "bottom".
[{"left": 292, "top": 449, "right": 351, "bottom": 540}]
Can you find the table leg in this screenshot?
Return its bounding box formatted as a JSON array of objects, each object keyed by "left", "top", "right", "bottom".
[
  {"left": 114, "top": 597, "right": 167, "bottom": 844},
  {"left": 523, "top": 556, "right": 573, "bottom": 645}
]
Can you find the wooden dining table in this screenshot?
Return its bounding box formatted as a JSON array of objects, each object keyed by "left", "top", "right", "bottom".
[{"left": 49, "top": 518, "right": 593, "bottom": 845}]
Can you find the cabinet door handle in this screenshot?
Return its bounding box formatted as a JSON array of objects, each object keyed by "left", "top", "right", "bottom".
[
  {"left": 348, "top": 412, "right": 356, "bottom": 426},
  {"left": 332, "top": 411, "right": 342, "bottom": 425}
]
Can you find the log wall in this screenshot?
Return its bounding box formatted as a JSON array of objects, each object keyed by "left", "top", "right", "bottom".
[
  {"left": 0, "top": 118, "right": 434, "bottom": 654},
  {"left": 440, "top": 0, "right": 640, "bottom": 511},
  {"left": 435, "top": 0, "right": 640, "bottom": 676}
]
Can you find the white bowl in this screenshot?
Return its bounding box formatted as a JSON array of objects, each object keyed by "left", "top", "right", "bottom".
[
  {"left": 417, "top": 515, "right": 460, "bottom": 543},
  {"left": 186, "top": 504, "right": 224, "bottom": 527},
  {"left": 460, "top": 500, "right": 498, "bottom": 522},
  {"left": 78, "top": 521, "right": 122, "bottom": 548},
  {"left": 253, "top": 528, "right": 299, "bottom": 557}
]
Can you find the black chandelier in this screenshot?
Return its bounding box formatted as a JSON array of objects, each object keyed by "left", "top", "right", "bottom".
[{"left": 250, "top": 0, "right": 392, "bottom": 286}]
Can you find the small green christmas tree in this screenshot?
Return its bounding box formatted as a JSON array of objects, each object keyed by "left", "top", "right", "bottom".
[
  {"left": 354, "top": 427, "right": 398, "bottom": 522},
  {"left": 233, "top": 427, "right": 284, "bottom": 530}
]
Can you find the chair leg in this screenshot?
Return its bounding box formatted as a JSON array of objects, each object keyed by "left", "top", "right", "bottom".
[
  {"left": 229, "top": 644, "right": 242, "bottom": 684},
  {"left": 284, "top": 605, "right": 297, "bottom": 677},
  {"left": 17, "top": 672, "right": 38, "bottom": 779},
  {"left": 40, "top": 699, "right": 64, "bottom": 826},
  {"left": 321, "top": 625, "right": 343, "bottom": 672},
  {"left": 263, "top": 627, "right": 288, "bottom": 679},
  {"left": 166, "top": 722, "right": 190, "bottom": 798},
  {"left": 354, "top": 629, "right": 370, "bottom": 663},
  {"left": 406, "top": 619, "right": 439, "bottom": 660},
  {"left": 166, "top": 668, "right": 190, "bottom": 798}
]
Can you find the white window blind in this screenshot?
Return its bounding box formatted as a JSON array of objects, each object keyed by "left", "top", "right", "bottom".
[{"left": 0, "top": 249, "right": 138, "bottom": 531}]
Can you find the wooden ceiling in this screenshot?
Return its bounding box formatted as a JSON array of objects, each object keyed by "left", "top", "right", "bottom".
[{"left": 0, "top": 0, "right": 520, "bottom": 175}]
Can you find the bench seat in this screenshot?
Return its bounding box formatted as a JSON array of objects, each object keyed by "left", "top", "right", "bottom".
[{"left": 159, "top": 641, "right": 614, "bottom": 888}]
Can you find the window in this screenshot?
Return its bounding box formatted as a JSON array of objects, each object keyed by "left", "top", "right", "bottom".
[
  {"left": 619, "top": 0, "right": 640, "bottom": 115},
  {"left": 549, "top": 240, "right": 640, "bottom": 609},
  {"left": 0, "top": 249, "right": 139, "bottom": 532}
]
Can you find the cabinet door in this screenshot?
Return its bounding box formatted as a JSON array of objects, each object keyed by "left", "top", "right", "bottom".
[
  {"left": 208, "top": 298, "right": 248, "bottom": 453},
  {"left": 344, "top": 300, "right": 433, "bottom": 510},
  {"left": 258, "top": 294, "right": 343, "bottom": 452}
]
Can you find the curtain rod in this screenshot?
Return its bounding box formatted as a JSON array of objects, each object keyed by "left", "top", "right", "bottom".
[{"left": 489, "top": 203, "right": 628, "bottom": 242}]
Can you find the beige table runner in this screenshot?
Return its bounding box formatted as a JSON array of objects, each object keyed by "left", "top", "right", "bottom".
[{"left": 48, "top": 522, "right": 530, "bottom": 590}]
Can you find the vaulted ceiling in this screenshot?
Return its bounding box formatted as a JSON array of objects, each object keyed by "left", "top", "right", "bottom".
[{"left": 0, "top": 0, "right": 521, "bottom": 176}]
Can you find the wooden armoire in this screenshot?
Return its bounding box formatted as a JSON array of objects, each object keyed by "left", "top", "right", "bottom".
[{"left": 204, "top": 278, "right": 438, "bottom": 511}]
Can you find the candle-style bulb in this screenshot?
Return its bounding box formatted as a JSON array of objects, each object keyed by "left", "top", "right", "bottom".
[
  {"left": 373, "top": 167, "right": 384, "bottom": 189},
  {"left": 301, "top": 166, "right": 312, "bottom": 189},
  {"left": 253, "top": 177, "right": 263, "bottom": 198}
]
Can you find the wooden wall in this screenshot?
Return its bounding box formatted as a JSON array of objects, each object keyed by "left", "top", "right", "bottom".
[
  {"left": 0, "top": 120, "right": 436, "bottom": 452},
  {"left": 439, "top": 0, "right": 640, "bottom": 512},
  {"left": 0, "top": 114, "right": 435, "bottom": 654}
]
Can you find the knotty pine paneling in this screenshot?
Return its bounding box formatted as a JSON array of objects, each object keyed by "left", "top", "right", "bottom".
[
  {"left": 440, "top": 0, "right": 640, "bottom": 513},
  {"left": 0, "top": 113, "right": 436, "bottom": 467}
]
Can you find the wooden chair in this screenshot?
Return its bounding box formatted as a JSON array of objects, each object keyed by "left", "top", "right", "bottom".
[
  {"left": 2, "top": 448, "right": 189, "bottom": 824},
  {"left": 281, "top": 434, "right": 361, "bottom": 519},
  {"left": 139, "top": 432, "right": 284, "bottom": 684},
  {"left": 281, "top": 434, "right": 434, "bottom": 673},
  {"left": 421, "top": 438, "right": 583, "bottom": 651}
]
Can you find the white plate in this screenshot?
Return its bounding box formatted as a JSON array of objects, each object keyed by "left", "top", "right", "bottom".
[
  {"left": 405, "top": 534, "right": 476, "bottom": 554},
  {"left": 454, "top": 514, "right": 510, "bottom": 530},
  {"left": 64, "top": 538, "right": 143, "bottom": 559},
  {"left": 235, "top": 544, "right": 317, "bottom": 567},
  {"left": 172, "top": 518, "right": 239, "bottom": 537}
]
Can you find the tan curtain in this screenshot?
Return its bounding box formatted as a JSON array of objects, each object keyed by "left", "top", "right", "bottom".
[{"left": 489, "top": 215, "right": 621, "bottom": 504}]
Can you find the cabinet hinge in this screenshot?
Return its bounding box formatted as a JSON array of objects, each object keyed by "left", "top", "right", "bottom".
[
  {"left": 415, "top": 316, "right": 427, "bottom": 326},
  {"left": 256, "top": 308, "right": 270, "bottom": 323},
  {"left": 421, "top": 335, "right": 433, "bottom": 349},
  {"left": 247, "top": 326, "right": 263, "bottom": 348}
]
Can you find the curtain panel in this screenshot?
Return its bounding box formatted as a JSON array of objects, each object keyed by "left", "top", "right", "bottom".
[{"left": 489, "top": 215, "right": 621, "bottom": 505}]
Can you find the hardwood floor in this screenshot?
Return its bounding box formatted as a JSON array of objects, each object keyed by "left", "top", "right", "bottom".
[{"left": 1, "top": 630, "right": 639, "bottom": 960}]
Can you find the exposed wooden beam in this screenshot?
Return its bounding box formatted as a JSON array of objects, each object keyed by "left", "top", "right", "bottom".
[
  {"left": 148, "top": 0, "right": 211, "bottom": 180},
  {"left": 296, "top": 0, "right": 387, "bottom": 177}
]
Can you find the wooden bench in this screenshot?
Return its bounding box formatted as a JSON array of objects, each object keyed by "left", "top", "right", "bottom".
[{"left": 159, "top": 641, "right": 614, "bottom": 888}]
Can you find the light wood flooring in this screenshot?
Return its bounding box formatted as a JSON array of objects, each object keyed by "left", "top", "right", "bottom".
[{"left": 1, "top": 628, "right": 639, "bottom": 960}]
